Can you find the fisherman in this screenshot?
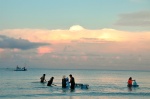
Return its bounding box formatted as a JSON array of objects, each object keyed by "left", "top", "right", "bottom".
[
  {"left": 69, "top": 74, "right": 75, "bottom": 90},
  {"left": 47, "top": 77, "right": 54, "bottom": 86},
  {"left": 62, "top": 75, "right": 66, "bottom": 88},
  {"left": 127, "top": 77, "right": 135, "bottom": 87},
  {"left": 40, "top": 74, "right": 46, "bottom": 83}
]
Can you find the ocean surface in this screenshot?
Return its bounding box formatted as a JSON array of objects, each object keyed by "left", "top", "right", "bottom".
[{"left": 0, "top": 68, "right": 150, "bottom": 99}]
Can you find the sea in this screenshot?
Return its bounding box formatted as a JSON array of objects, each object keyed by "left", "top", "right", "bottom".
[{"left": 0, "top": 68, "right": 150, "bottom": 99}]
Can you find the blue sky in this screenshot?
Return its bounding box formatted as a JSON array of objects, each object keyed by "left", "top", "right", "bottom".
[{"left": 0, "top": 0, "right": 150, "bottom": 30}]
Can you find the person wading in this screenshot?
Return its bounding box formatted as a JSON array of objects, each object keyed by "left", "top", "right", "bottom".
[{"left": 69, "top": 74, "right": 75, "bottom": 90}]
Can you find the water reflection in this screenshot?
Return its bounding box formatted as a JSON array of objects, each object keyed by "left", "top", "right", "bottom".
[{"left": 62, "top": 88, "right": 75, "bottom": 93}]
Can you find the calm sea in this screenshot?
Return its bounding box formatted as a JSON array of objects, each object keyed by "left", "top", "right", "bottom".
[{"left": 0, "top": 68, "right": 150, "bottom": 99}]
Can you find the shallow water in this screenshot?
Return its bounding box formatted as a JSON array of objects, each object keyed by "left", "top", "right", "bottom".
[{"left": 0, "top": 68, "right": 150, "bottom": 99}]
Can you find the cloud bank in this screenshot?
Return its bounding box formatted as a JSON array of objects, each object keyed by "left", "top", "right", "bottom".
[
  {"left": 0, "top": 25, "right": 150, "bottom": 70},
  {"left": 115, "top": 11, "right": 150, "bottom": 27},
  {"left": 0, "top": 35, "right": 50, "bottom": 50},
  {"left": 0, "top": 25, "right": 150, "bottom": 54}
]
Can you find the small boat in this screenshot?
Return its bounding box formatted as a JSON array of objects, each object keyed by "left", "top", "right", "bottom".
[
  {"left": 81, "top": 84, "right": 89, "bottom": 89},
  {"left": 14, "top": 65, "right": 27, "bottom": 71},
  {"left": 75, "top": 83, "right": 89, "bottom": 89}
]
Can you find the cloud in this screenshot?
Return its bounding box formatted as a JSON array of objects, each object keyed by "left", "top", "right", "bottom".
[
  {"left": 0, "top": 25, "right": 150, "bottom": 53},
  {"left": 0, "top": 48, "right": 4, "bottom": 53},
  {"left": 69, "top": 25, "right": 85, "bottom": 31},
  {"left": 130, "top": 0, "right": 146, "bottom": 3},
  {"left": 115, "top": 11, "right": 150, "bottom": 27},
  {"left": 0, "top": 26, "right": 150, "bottom": 70},
  {"left": 38, "top": 47, "right": 53, "bottom": 55},
  {"left": 71, "top": 38, "right": 114, "bottom": 44},
  {"left": 0, "top": 35, "right": 50, "bottom": 50}
]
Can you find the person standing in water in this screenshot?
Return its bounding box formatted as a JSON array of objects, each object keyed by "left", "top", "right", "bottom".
[
  {"left": 62, "top": 75, "right": 66, "bottom": 88},
  {"left": 40, "top": 74, "right": 46, "bottom": 83},
  {"left": 128, "top": 77, "right": 135, "bottom": 87},
  {"left": 66, "top": 77, "right": 70, "bottom": 88},
  {"left": 47, "top": 77, "right": 54, "bottom": 86},
  {"left": 69, "top": 74, "right": 75, "bottom": 90}
]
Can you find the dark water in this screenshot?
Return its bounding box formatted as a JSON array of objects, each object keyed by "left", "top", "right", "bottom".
[{"left": 0, "top": 68, "right": 150, "bottom": 99}]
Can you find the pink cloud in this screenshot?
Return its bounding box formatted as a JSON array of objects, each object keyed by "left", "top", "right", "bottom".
[
  {"left": 13, "top": 48, "right": 20, "bottom": 52},
  {"left": 0, "top": 48, "right": 4, "bottom": 53},
  {"left": 81, "top": 55, "right": 88, "bottom": 61},
  {"left": 37, "top": 47, "right": 53, "bottom": 55},
  {"left": 0, "top": 25, "right": 150, "bottom": 54}
]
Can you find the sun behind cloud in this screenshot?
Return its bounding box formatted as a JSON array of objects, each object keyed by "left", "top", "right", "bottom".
[{"left": 69, "top": 25, "right": 85, "bottom": 31}]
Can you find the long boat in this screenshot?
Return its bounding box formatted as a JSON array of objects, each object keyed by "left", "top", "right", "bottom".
[{"left": 14, "top": 66, "right": 27, "bottom": 71}]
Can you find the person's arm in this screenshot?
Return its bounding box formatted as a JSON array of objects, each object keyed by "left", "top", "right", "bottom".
[
  {"left": 70, "top": 78, "right": 72, "bottom": 83},
  {"left": 44, "top": 77, "right": 46, "bottom": 81}
]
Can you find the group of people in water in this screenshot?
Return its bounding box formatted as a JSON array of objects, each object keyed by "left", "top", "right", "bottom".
[
  {"left": 40, "top": 74, "right": 75, "bottom": 90},
  {"left": 40, "top": 74, "right": 138, "bottom": 90}
]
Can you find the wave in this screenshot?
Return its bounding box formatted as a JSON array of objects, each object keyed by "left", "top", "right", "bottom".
[{"left": 1, "top": 92, "right": 149, "bottom": 97}]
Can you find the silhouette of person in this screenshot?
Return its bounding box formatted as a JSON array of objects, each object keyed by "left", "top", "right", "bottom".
[
  {"left": 66, "top": 77, "right": 70, "bottom": 88},
  {"left": 62, "top": 75, "right": 66, "bottom": 88},
  {"left": 47, "top": 77, "right": 54, "bottom": 86},
  {"left": 69, "top": 74, "right": 75, "bottom": 90},
  {"left": 40, "top": 74, "right": 46, "bottom": 83},
  {"left": 128, "top": 77, "right": 135, "bottom": 87}
]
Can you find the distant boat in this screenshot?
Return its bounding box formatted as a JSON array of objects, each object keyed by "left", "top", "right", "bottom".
[{"left": 14, "top": 65, "right": 27, "bottom": 71}]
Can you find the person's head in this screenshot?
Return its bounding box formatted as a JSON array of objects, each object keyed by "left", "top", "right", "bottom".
[
  {"left": 43, "top": 74, "right": 46, "bottom": 76},
  {"left": 63, "top": 75, "right": 66, "bottom": 79},
  {"left": 69, "top": 74, "right": 72, "bottom": 78},
  {"left": 129, "top": 77, "right": 132, "bottom": 80},
  {"left": 50, "top": 77, "right": 54, "bottom": 80}
]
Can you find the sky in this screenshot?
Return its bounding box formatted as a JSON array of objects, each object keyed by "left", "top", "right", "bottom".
[{"left": 0, "top": 0, "right": 150, "bottom": 70}]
